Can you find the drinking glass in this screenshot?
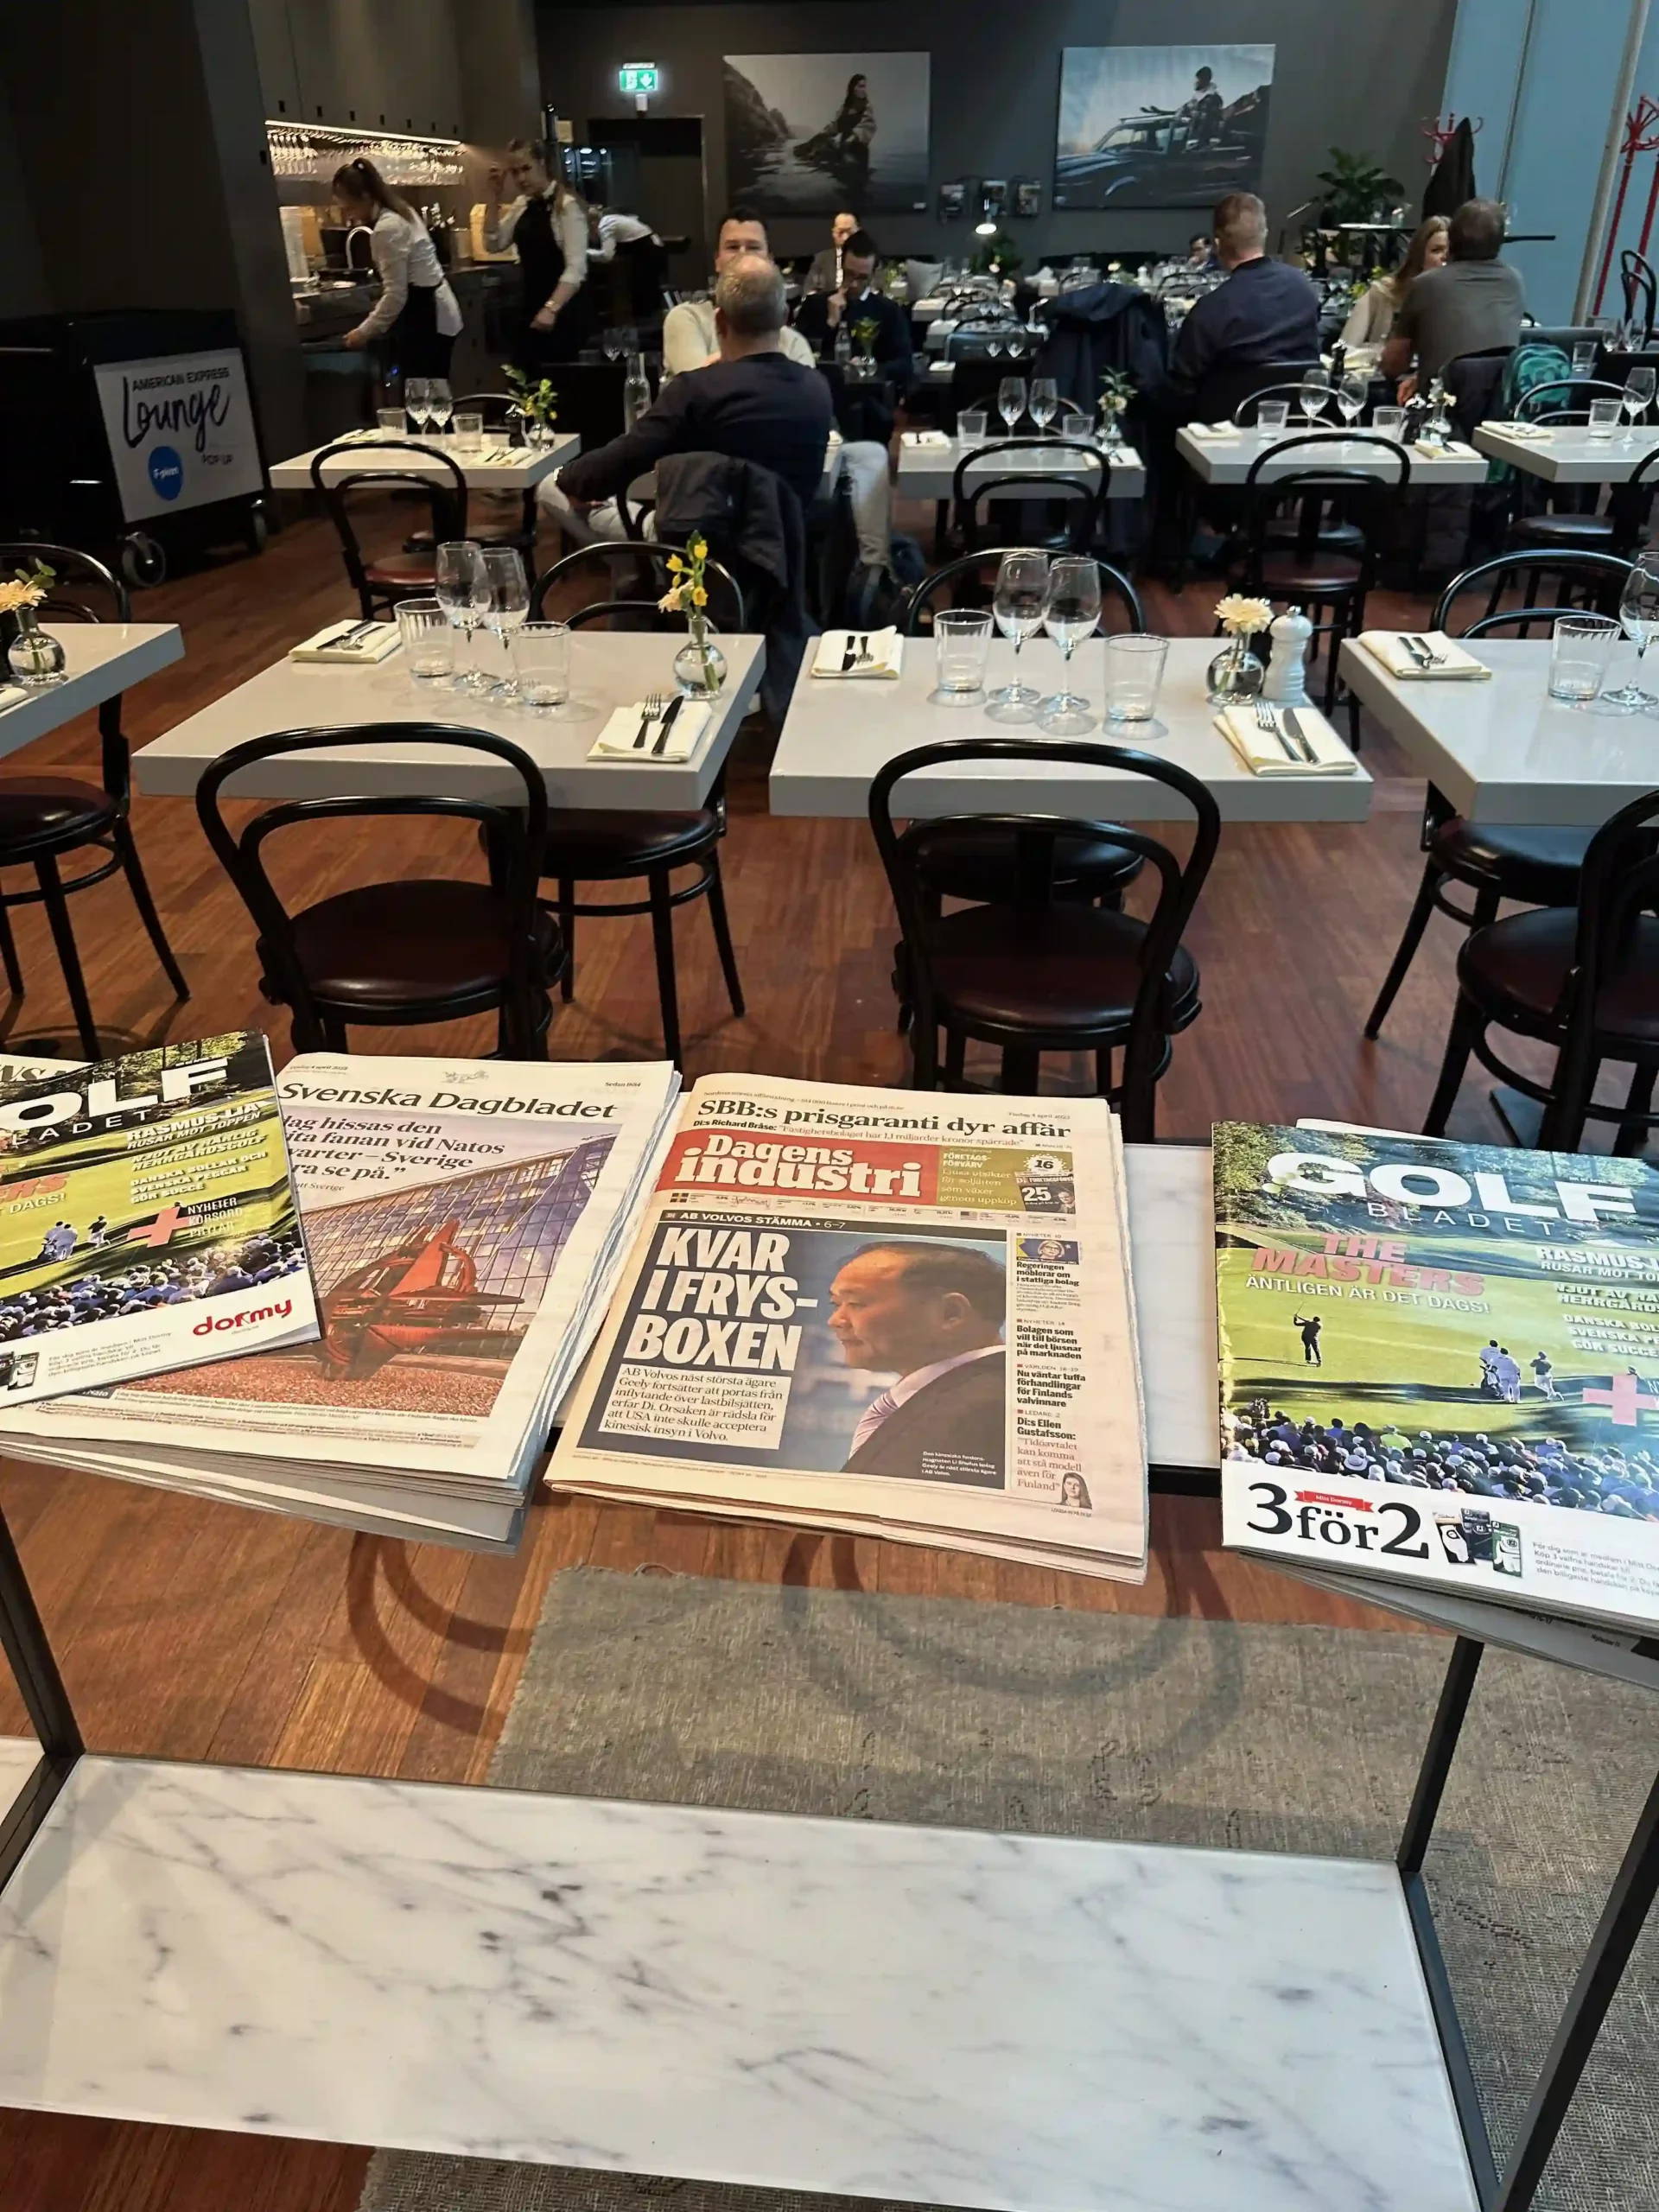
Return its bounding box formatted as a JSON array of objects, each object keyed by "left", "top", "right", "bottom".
[
  {"left": 435, "top": 539, "right": 490, "bottom": 690},
  {"left": 513, "top": 621, "right": 570, "bottom": 710},
  {"left": 395, "top": 598, "right": 455, "bottom": 683},
  {"left": 1372, "top": 404, "right": 1405, "bottom": 442},
  {"left": 404, "top": 378, "right": 430, "bottom": 436},
  {"left": 1602, "top": 551, "right": 1659, "bottom": 710},
  {"left": 958, "top": 406, "right": 988, "bottom": 447},
  {"left": 998, "top": 376, "right": 1027, "bottom": 435},
  {"left": 480, "top": 545, "right": 530, "bottom": 693},
  {"left": 376, "top": 406, "right": 405, "bottom": 438},
  {"left": 452, "top": 411, "right": 484, "bottom": 455},
  {"left": 426, "top": 378, "right": 454, "bottom": 437},
  {"left": 1037, "top": 556, "right": 1103, "bottom": 734},
  {"left": 1548, "top": 614, "right": 1621, "bottom": 703},
  {"left": 1589, "top": 397, "right": 1621, "bottom": 440},
  {"left": 1572, "top": 341, "right": 1599, "bottom": 379},
  {"left": 1300, "top": 367, "right": 1330, "bottom": 423},
  {"left": 1103, "top": 633, "right": 1169, "bottom": 723},
  {"left": 1624, "top": 366, "right": 1656, "bottom": 442},
  {"left": 1028, "top": 377, "right": 1058, "bottom": 437},
  {"left": 988, "top": 550, "right": 1050, "bottom": 713},
  {"left": 933, "top": 609, "right": 993, "bottom": 696},
  {"left": 1337, "top": 372, "right": 1369, "bottom": 430},
  {"left": 1256, "top": 398, "right": 1289, "bottom": 433}
]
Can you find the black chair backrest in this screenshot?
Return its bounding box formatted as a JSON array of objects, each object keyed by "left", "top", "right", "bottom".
[
  {"left": 1518, "top": 378, "right": 1629, "bottom": 420},
  {"left": 563, "top": 598, "right": 716, "bottom": 632},
  {"left": 453, "top": 391, "right": 519, "bottom": 433},
  {"left": 950, "top": 438, "right": 1107, "bottom": 556},
  {"left": 1610, "top": 445, "right": 1659, "bottom": 554},
  {"left": 195, "top": 725, "right": 548, "bottom": 1051},
  {"left": 0, "top": 541, "right": 132, "bottom": 792},
  {"left": 905, "top": 549, "right": 1142, "bottom": 636},
  {"left": 1622, "top": 250, "right": 1657, "bottom": 341},
  {"left": 1559, "top": 785, "right": 1659, "bottom": 1089},
  {"left": 1243, "top": 434, "right": 1407, "bottom": 584},
  {"left": 529, "top": 542, "right": 746, "bottom": 630},
  {"left": 1433, "top": 550, "right": 1635, "bottom": 631},
  {"left": 1193, "top": 359, "right": 1319, "bottom": 429},
  {"left": 310, "top": 440, "right": 468, "bottom": 613},
  {"left": 868, "top": 738, "right": 1220, "bottom": 1134},
  {"left": 1230, "top": 383, "right": 1327, "bottom": 426}
]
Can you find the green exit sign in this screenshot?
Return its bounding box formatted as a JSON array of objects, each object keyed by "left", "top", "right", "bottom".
[{"left": 619, "top": 62, "right": 659, "bottom": 97}]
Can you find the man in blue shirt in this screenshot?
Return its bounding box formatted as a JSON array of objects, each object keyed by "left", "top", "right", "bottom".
[{"left": 1168, "top": 191, "right": 1320, "bottom": 416}]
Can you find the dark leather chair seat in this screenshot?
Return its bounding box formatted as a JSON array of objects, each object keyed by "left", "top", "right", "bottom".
[
  {"left": 910, "top": 823, "right": 1143, "bottom": 905},
  {"left": 288, "top": 880, "right": 559, "bottom": 1006},
  {"left": 1459, "top": 907, "right": 1659, "bottom": 1044},
  {"left": 1257, "top": 549, "right": 1363, "bottom": 594},
  {"left": 0, "top": 778, "right": 118, "bottom": 843},
  {"left": 929, "top": 902, "right": 1199, "bottom": 1032},
  {"left": 1513, "top": 512, "right": 1615, "bottom": 546},
  {"left": 542, "top": 807, "right": 721, "bottom": 876},
  {"left": 363, "top": 553, "right": 439, "bottom": 589},
  {"left": 1430, "top": 818, "right": 1592, "bottom": 906}
]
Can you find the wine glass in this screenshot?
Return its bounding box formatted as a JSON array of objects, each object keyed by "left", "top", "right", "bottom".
[
  {"left": 1337, "top": 372, "right": 1369, "bottom": 432},
  {"left": 988, "top": 550, "right": 1050, "bottom": 715},
  {"left": 601, "top": 330, "right": 626, "bottom": 365},
  {"left": 1300, "top": 367, "right": 1330, "bottom": 424},
  {"left": 1028, "top": 377, "right": 1058, "bottom": 438},
  {"left": 985, "top": 335, "right": 1004, "bottom": 362},
  {"left": 998, "top": 376, "right": 1027, "bottom": 436},
  {"left": 480, "top": 546, "right": 530, "bottom": 694},
  {"left": 426, "top": 378, "right": 454, "bottom": 438},
  {"left": 435, "top": 539, "right": 490, "bottom": 690},
  {"left": 1037, "top": 557, "right": 1102, "bottom": 734},
  {"left": 1599, "top": 550, "right": 1659, "bottom": 712},
  {"left": 1623, "top": 366, "right": 1656, "bottom": 444},
  {"left": 404, "top": 377, "right": 430, "bottom": 437}
]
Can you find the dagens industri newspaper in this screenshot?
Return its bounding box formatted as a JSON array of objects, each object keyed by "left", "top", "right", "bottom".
[
  {"left": 0, "top": 1053, "right": 679, "bottom": 1544},
  {"left": 0, "top": 1033, "right": 315, "bottom": 1406},
  {"left": 550, "top": 1074, "right": 1148, "bottom": 1578}
]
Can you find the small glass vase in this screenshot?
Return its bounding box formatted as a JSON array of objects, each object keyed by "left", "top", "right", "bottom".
[
  {"left": 673, "top": 629, "right": 728, "bottom": 700},
  {"left": 524, "top": 417, "right": 556, "bottom": 448},
  {"left": 1207, "top": 635, "right": 1265, "bottom": 705},
  {"left": 7, "top": 614, "right": 66, "bottom": 689},
  {"left": 1098, "top": 410, "right": 1125, "bottom": 451}
]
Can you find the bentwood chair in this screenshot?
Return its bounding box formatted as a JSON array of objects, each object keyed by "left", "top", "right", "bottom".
[
  {"left": 1365, "top": 550, "right": 1635, "bottom": 1040},
  {"left": 949, "top": 439, "right": 1108, "bottom": 557},
  {"left": 196, "top": 727, "right": 559, "bottom": 1057},
  {"left": 869, "top": 740, "right": 1220, "bottom": 1138},
  {"left": 311, "top": 440, "right": 468, "bottom": 620},
  {"left": 1423, "top": 785, "right": 1659, "bottom": 1152},
  {"left": 1622, "top": 250, "right": 1658, "bottom": 345},
  {"left": 530, "top": 543, "right": 745, "bottom": 631},
  {"left": 525, "top": 556, "right": 748, "bottom": 1069},
  {"left": 0, "top": 542, "right": 187, "bottom": 1058}
]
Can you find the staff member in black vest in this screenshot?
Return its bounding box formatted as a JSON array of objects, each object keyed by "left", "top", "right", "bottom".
[
  {"left": 334, "top": 158, "right": 461, "bottom": 379},
  {"left": 483, "top": 138, "right": 594, "bottom": 367}
]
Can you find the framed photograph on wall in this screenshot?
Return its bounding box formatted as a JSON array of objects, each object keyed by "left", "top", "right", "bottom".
[
  {"left": 1053, "top": 45, "right": 1274, "bottom": 209},
  {"left": 723, "top": 53, "right": 931, "bottom": 215}
]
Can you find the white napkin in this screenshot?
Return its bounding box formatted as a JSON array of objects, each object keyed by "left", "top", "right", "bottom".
[
  {"left": 811, "top": 627, "right": 904, "bottom": 679},
  {"left": 290, "top": 620, "right": 402, "bottom": 664},
  {"left": 1185, "top": 421, "right": 1243, "bottom": 440},
  {"left": 0, "top": 684, "right": 30, "bottom": 716},
  {"left": 1214, "top": 702, "right": 1359, "bottom": 777},
  {"left": 901, "top": 429, "right": 952, "bottom": 448},
  {"left": 1357, "top": 631, "right": 1492, "bottom": 681},
  {"left": 1480, "top": 418, "right": 1553, "bottom": 441},
  {"left": 1411, "top": 438, "right": 1480, "bottom": 459},
  {"left": 588, "top": 698, "right": 711, "bottom": 762}
]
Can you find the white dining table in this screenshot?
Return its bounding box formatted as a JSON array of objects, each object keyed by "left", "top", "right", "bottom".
[
  {"left": 133, "top": 630, "right": 764, "bottom": 811},
  {"left": 769, "top": 636, "right": 1371, "bottom": 823},
  {"left": 897, "top": 438, "right": 1147, "bottom": 503},
  {"left": 0, "top": 624, "right": 183, "bottom": 757},
  {"left": 1336, "top": 634, "right": 1659, "bottom": 825},
  {"left": 1471, "top": 421, "right": 1659, "bottom": 484},
  {"left": 266, "top": 432, "right": 581, "bottom": 494},
  {"left": 1177, "top": 425, "right": 1489, "bottom": 486}
]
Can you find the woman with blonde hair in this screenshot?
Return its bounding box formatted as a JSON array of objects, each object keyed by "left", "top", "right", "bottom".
[
  {"left": 483, "top": 137, "right": 595, "bottom": 365},
  {"left": 1340, "top": 215, "right": 1449, "bottom": 349},
  {"left": 334, "top": 156, "right": 461, "bottom": 378}
]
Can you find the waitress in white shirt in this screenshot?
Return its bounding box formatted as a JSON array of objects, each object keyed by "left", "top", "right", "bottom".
[
  {"left": 483, "top": 138, "right": 594, "bottom": 367},
  {"left": 334, "top": 158, "right": 461, "bottom": 379}
]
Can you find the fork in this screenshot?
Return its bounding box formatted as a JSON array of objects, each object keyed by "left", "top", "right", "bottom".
[
  {"left": 632, "top": 691, "right": 666, "bottom": 749},
  {"left": 1253, "top": 696, "right": 1298, "bottom": 761}
]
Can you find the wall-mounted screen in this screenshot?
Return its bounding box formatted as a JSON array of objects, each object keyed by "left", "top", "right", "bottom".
[
  {"left": 723, "top": 52, "right": 931, "bottom": 215},
  {"left": 1054, "top": 45, "right": 1274, "bottom": 210}
]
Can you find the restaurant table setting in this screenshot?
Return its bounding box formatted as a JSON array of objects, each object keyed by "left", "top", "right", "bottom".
[
  {"left": 589, "top": 695, "right": 711, "bottom": 761},
  {"left": 811, "top": 627, "right": 906, "bottom": 679},
  {"left": 1213, "top": 698, "right": 1357, "bottom": 777},
  {"left": 289, "top": 618, "right": 402, "bottom": 664},
  {"left": 1355, "top": 631, "right": 1492, "bottom": 680}
]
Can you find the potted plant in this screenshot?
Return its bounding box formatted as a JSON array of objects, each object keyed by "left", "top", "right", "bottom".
[
  {"left": 1096, "top": 367, "right": 1136, "bottom": 450},
  {"left": 969, "top": 230, "right": 1023, "bottom": 279},
  {"left": 504, "top": 365, "right": 559, "bottom": 448},
  {"left": 1314, "top": 147, "right": 1405, "bottom": 228}
]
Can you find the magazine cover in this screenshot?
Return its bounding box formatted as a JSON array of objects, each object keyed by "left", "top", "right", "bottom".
[
  {"left": 551, "top": 1075, "right": 1148, "bottom": 1577},
  {"left": 1216, "top": 1121, "right": 1659, "bottom": 1634},
  {"left": 0, "top": 1032, "right": 315, "bottom": 1404},
  {"left": 0, "top": 1054, "right": 678, "bottom": 1488}
]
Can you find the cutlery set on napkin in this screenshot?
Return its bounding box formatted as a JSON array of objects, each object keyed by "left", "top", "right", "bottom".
[
  {"left": 1214, "top": 700, "right": 1358, "bottom": 778},
  {"left": 810, "top": 628, "right": 905, "bottom": 679},
  {"left": 1357, "top": 631, "right": 1491, "bottom": 680},
  {"left": 289, "top": 620, "right": 402, "bottom": 664},
  {"left": 900, "top": 430, "right": 953, "bottom": 448},
  {"left": 588, "top": 695, "right": 711, "bottom": 762}
]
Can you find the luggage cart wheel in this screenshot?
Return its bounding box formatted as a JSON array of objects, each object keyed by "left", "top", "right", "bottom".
[
  {"left": 245, "top": 501, "right": 270, "bottom": 556},
  {"left": 118, "top": 532, "right": 166, "bottom": 589}
]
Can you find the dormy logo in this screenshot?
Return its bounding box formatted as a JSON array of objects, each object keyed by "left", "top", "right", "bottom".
[{"left": 192, "top": 1300, "right": 290, "bottom": 1338}]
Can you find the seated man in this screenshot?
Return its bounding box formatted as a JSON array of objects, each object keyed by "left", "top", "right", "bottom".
[
  {"left": 661, "top": 207, "right": 818, "bottom": 383},
  {"left": 805, "top": 209, "right": 859, "bottom": 294},
  {"left": 543, "top": 254, "right": 833, "bottom": 543},
  {"left": 792, "top": 226, "right": 909, "bottom": 578},
  {"left": 1166, "top": 190, "right": 1320, "bottom": 416},
  {"left": 1382, "top": 197, "right": 1524, "bottom": 396}
]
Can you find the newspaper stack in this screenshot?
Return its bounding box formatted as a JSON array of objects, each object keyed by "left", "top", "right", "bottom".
[
  {"left": 0, "top": 1053, "right": 680, "bottom": 1548},
  {"left": 551, "top": 1074, "right": 1149, "bottom": 1580}
]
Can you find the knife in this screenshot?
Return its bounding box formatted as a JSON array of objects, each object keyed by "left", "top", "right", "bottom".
[
  {"left": 841, "top": 632, "right": 866, "bottom": 673},
  {"left": 1283, "top": 708, "right": 1318, "bottom": 764},
  {"left": 1400, "top": 634, "right": 1432, "bottom": 670},
  {"left": 651, "top": 694, "right": 684, "bottom": 756}
]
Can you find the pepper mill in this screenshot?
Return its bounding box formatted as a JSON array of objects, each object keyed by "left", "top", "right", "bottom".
[{"left": 1262, "top": 607, "right": 1313, "bottom": 708}]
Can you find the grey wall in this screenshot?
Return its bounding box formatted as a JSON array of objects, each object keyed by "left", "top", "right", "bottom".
[{"left": 537, "top": 0, "right": 1459, "bottom": 264}]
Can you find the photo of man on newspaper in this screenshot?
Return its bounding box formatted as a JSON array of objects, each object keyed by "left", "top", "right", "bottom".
[{"left": 830, "top": 1241, "right": 1005, "bottom": 1484}]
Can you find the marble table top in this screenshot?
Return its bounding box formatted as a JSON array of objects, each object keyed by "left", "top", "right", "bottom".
[
  {"left": 0, "top": 1736, "right": 39, "bottom": 1822},
  {"left": 0, "top": 1755, "right": 1478, "bottom": 2209}
]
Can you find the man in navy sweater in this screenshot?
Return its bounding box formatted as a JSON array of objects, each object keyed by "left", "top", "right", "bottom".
[{"left": 1167, "top": 191, "right": 1320, "bottom": 417}]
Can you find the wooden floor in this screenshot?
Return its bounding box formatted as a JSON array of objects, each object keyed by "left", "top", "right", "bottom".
[{"left": 0, "top": 487, "right": 1491, "bottom": 2211}]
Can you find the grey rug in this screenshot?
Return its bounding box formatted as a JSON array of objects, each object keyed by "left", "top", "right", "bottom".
[{"left": 359, "top": 1569, "right": 1659, "bottom": 2212}]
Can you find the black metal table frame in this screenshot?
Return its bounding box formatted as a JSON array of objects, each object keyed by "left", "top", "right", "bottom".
[{"left": 0, "top": 1497, "right": 1655, "bottom": 2212}]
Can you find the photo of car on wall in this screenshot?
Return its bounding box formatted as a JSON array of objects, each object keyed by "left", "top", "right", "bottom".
[{"left": 1054, "top": 45, "right": 1274, "bottom": 210}]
